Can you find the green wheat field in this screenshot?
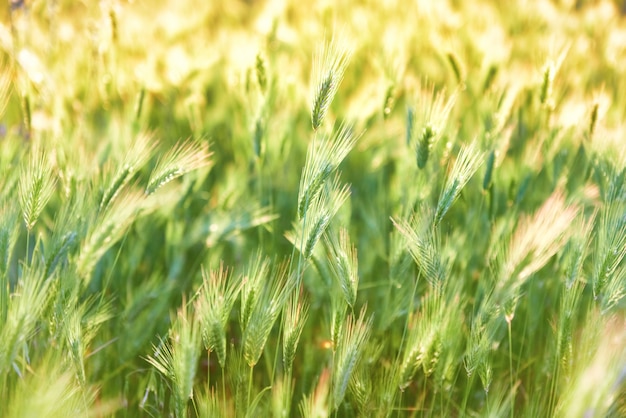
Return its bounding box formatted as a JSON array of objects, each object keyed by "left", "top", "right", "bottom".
[{"left": 1, "top": 0, "right": 625, "bottom": 417}]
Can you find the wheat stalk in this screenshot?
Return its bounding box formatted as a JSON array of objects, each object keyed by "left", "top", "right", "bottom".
[
  {"left": 332, "top": 306, "right": 371, "bottom": 410},
  {"left": 196, "top": 263, "right": 241, "bottom": 368},
  {"left": 146, "top": 305, "right": 201, "bottom": 418},
  {"left": 19, "top": 148, "right": 56, "bottom": 231},
  {"left": 297, "top": 124, "right": 357, "bottom": 219},
  {"left": 146, "top": 139, "right": 212, "bottom": 195},
  {"left": 408, "top": 86, "right": 457, "bottom": 169},
  {"left": 324, "top": 228, "right": 359, "bottom": 308},
  {"left": 243, "top": 261, "right": 293, "bottom": 367},
  {"left": 300, "top": 368, "right": 331, "bottom": 418},
  {"left": 100, "top": 132, "right": 156, "bottom": 211},
  {"left": 310, "top": 35, "right": 352, "bottom": 131},
  {"left": 282, "top": 289, "right": 309, "bottom": 374},
  {"left": 434, "top": 140, "right": 486, "bottom": 225}
]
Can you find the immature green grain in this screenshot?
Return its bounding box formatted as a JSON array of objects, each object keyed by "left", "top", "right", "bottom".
[
  {"left": 421, "top": 332, "right": 442, "bottom": 377},
  {"left": 3, "top": 3, "right": 625, "bottom": 416},
  {"left": 0, "top": 266, "right": 52, "bottom": 375},
  {"left": 134, "top": 87, "right": 146, "bottom": 122},
  {"left": 539, "top": 52, "right": 565, "bottom": 110},
  {"left": 588, "top": 102, "right": 599, "bottom": 139},
  {"left": 392, "top": 209, "right": 446, "bottom": 286},
  {"left": 410, "top": 86, "right": 457, "bottom": 169},
  {"left": 21, "top": 94, "right": 31, "bottom": 138},
  {"left": 301, "top": 177, "right": 350, "bottom": 260},
  {"left": 483, "top": 149, "right": 495, "bottom": 191},
  {"left": 77, "top": 189, "right": 146, "bottom": 279},
  {"left": 271, "top": 375, "right": 293, "bottom": 418},
  {"left": 298, "top": 163, "right": 332, "bottom": 220},
  {"left": 324, "top": 228, "right": 359, "bottom": 308},
  {"left": 282, "top": 290, "right": 309, "bottom": 374},
  {"left": 406, "top": 106, "right": 415, "bottom": 146},
  {"left": 100, "top": 132, "right": 155, "bottom": 211},
  {"left": 43, "top": 231, "right": 76, "bottom": 278},
  {"left": 19, "top": 149, "right": 56, "bottom": 231},
  {"left": 478, "top": 356, "right": 493, "bottom": 394},
  {"left": 109, "top": 6, "right": 118, "bottom": 43},
  {"left": 299, "top": 368, "right": 331, "bottom": 418},
  {"left": 146, "top": 305, "right": 201, "bottom": 418},
  {"left": 310, "top": 36, "right": 352, "bottom": 130},
  {"left": 252, "top": 116, "right": 264, "bottom": 158},
  {"left": 600, "top": 265, "right": 625, "bottom": 314},
  {"left": 563, "top": 217, "right": 594, "bottom": 289},
  {"left": 5, "top": 362, "right": 93, "bottom": 418},
  {"left": 348, "top": 365, "right": 372, "bottom": 415},
  {"left": 556, "top": 315, "right": 626, "bottom": 418},
  {"left": 555, "top": 279, "right": 584, "bottom": 374},
  {"left": 146, "top": 139, "right": 212, "bottom": 195},
  {"left": 383, "top": 83, "right": 396, "bottom": 119},
  {"left": 312, "top": 75, "right": 334, "bottom": 131},
  {"left": 416, "top": 124, "right": 436, "bottom": 169},
  {"left": 196, "top": 388, "right": 225, "bottom": 418},
  {"left": 0, "top": 207, "right": 19, "bottom": 280},
  {"left": 491, "top": 86, "right": 517, "bottom": 136},
  {"left": 255, "top": 52, "right": 267, "bottom": 93},
  {"left": 539, "top": 63, "right": 554, "bottom": 106},
  {"left": 65, "top": 310, "right": 87, "bottom": 386},
  {"left": 240, "top": 254, "right": 269, "bottom": 332},
  {"left": 297, "top": 124, "right": 357, "bottom": 219},
  {"left": 331, "top": 307, "right": 372, "bottom": 410},
  {"left": 446, "top": 52, "right": 464, "bottom": 84},
  {"left": 0, "top": 63, "right": 12, "bottom": 118},
  {"left": 607, "top": 164, "right": 626, "bottom": 203},
  {"left": 434, "top": 140, "right": 486, "bottom": 225},
  {"left": 398, "top": 289, "right": 444, "bottom": 388},
  {"left": 243, "top": 261, "right": 292, "bottom": 367},
  {"left": 330, "top": 295, "right": 347, "bottom": 351},
  {"left": 225, "top": 347, "right": 248, "bottom": 416},
  {"left": 592, "top": 203, "right": 626, "bottom": 312},
  {"left": 398, "top": 334, "right": 420, "bottom": 390},
  {"left": 464, "top": 319, "right": 491, "bottom": 380},
  {"left": 370, "top": 363, "right": 401, "bottom": 418},
  {"left": 483, "top": 64, "right": 499, "bottom": 92},
  {"left": 196, "top": 264, "right": 241, "bottom": 368}
]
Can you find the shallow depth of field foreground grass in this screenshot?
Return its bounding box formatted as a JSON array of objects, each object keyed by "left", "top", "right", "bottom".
[{"left": 1, "top": 0, "right": 626, "bottom": 417}]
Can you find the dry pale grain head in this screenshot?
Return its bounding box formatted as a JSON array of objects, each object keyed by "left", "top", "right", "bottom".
[
  {"left": 497, "top": 190, "right": 579, "bottom": 302},
  {"left": 299, "top": 368, "right": 331, "bottom": 418}
]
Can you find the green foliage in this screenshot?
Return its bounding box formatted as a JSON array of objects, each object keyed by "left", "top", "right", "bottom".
[{"left": 0, "top": 1, "right": 625, "bottom": 417}]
